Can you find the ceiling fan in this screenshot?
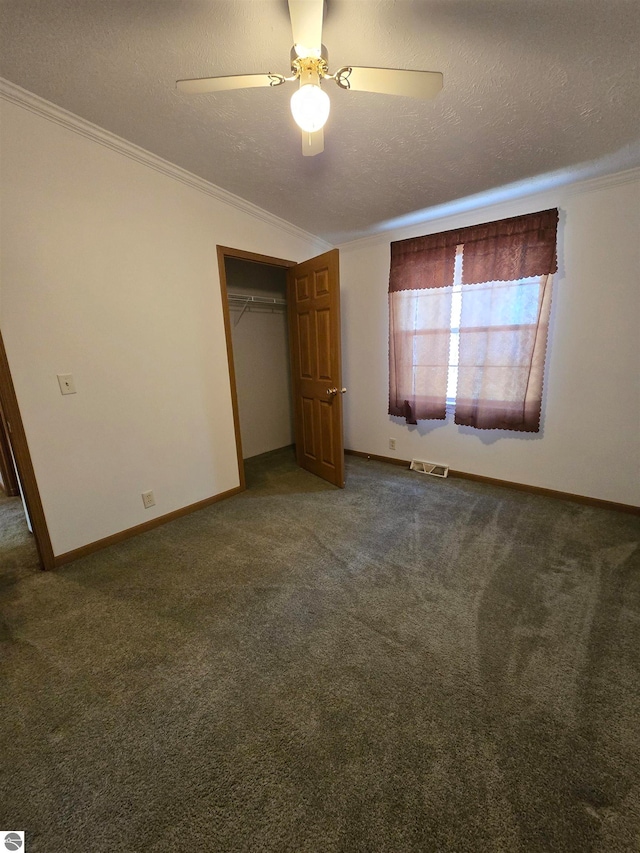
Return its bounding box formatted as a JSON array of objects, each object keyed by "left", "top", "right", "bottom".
[{"left": 176, "top": 0, "right": 443, "bottom": 156}]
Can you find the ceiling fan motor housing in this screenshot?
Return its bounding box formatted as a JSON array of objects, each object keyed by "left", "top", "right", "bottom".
[{"left": 290, "top": 45, "right": 329, "bottom": 82}]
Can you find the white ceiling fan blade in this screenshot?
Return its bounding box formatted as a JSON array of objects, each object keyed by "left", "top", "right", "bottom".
[
  {"left": 337, "top": 67, "right": 443, "bottom": 99},
  {"left": 288, "top": 0, "right": 324, "bottom": 57},
  {"left": 302, "top": 128, "right": 324, "bottom": 157},
  {"left": 176, "top": 73, "right": 283, "bottom": 94}
]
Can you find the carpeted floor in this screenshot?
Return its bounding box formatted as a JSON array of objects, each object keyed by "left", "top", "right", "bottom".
[
  {"left": 1, "top": 448, "right": 639, "bottom": 852},
  {"left": 0, "top": 489, "right": 40, "bottom": 579}
]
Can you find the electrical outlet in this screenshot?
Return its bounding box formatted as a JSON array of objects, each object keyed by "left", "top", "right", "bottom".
[
  {"left": 389, "top": 438, "right": 396, "bottom": 450},
  {"left": 141, "top": 490, "right": 155, "bottom": 509}
]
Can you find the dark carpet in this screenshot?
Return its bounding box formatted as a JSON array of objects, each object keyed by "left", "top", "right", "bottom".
[
  {"left": 0, "top": 490, "right": 39, "bottom": 579},
  {"left": 1, "top": 448, "right": 639, "bottom": 852}
]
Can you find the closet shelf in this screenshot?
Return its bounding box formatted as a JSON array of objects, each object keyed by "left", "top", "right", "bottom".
[
  {"left": 228, "top": 292, "right": 287, "bottom": 325},
  {"left": 228, "top": 293, "right": 287, "bottom": 306}
]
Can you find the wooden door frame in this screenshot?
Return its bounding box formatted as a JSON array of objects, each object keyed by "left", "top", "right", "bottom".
[
  {"left": 216, "top": 246, "right": 296, "bottom": 491},
  {"left": 0, "top": 329, "right": 55, "bottom": 570},
  {"left": 0, "top": 399, "right": 19, "bottom": 496}
]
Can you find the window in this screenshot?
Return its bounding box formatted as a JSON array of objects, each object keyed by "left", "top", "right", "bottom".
[
  {"left": 446, "top": 249, "right": 462, "bottom": 405},
  {"left": 389, "top": 209, "right": 558, "bottom": 432}
]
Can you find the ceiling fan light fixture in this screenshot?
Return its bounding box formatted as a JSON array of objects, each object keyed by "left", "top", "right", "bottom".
[{"left": 290, "top": 82, "right": 330, "bottom": 133}]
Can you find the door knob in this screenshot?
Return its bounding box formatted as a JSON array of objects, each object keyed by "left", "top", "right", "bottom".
[{"left": 326, "top": 387, "right": 347, "bottom": 396}]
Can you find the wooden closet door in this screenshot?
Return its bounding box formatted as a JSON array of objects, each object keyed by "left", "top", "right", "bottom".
[{"left": 287, "top": 249, "right": 345, "bottom": 487}]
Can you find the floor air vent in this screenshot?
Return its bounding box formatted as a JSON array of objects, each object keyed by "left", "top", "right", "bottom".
[{"left": 410, "top": 460, "right": 449, "bottom": 478}]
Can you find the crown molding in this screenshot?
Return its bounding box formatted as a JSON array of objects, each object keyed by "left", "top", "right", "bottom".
[
  {"left": 337, "top": 165, "right": 640, "bottom": 252},
  {"left": 2, "top": 77, "right": 636, "bottom": 254},
  {"left": 0, "top": 78, "right": 332, "bottom": 252},
  {"left": 566, "top": 165, "right": 640, "bottom": 197}
]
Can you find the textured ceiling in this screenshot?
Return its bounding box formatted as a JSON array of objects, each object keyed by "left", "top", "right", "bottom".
[{"left": 1, "top": 0, "right": 639, "bottom": 243}]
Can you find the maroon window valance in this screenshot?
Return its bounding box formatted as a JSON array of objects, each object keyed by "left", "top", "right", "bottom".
[
  {"left": 389, "top": 208, "right": 558, "bottom": 292},
  {"left": 388, "top": 234, "right": 457, "bottom": 292}
]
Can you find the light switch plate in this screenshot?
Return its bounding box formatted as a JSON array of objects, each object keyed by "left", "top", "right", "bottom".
[{"left": 57, "top": 374, "right": 76, "bottom": 395}]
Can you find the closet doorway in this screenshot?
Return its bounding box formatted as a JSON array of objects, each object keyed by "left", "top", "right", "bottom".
[
  {"left": 218, "top": 248, "right": 296, "bottom": 486},
  {"left": 218, "top": 245, "right": 345, "bottom": 490}
]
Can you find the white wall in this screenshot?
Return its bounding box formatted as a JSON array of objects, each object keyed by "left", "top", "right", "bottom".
[
  {"left": 338, "top": 173, "right": 640, "bottom": 506},
  {"left": 0, "top": 93, "right": 329, "bottom": 556},
  {"left": 226, "top": 259, "right": 293, "bottom": 458}
]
